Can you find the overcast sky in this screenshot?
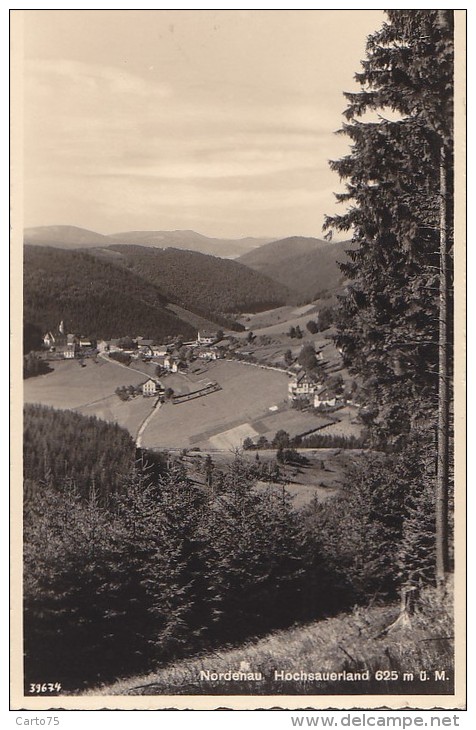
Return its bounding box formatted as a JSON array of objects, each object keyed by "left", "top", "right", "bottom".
[{"left": 21, "top": 9, "right": 384, "bottom": 239}]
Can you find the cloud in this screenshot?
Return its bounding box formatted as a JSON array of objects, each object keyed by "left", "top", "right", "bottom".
[
  {"left": 23, "top": 54, "right": 350, "bottom": 236},
  {"left": 26, "top": 58, "right": 171, "bottom": 99}
]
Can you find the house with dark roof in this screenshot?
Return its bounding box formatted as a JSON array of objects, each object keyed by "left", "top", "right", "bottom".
[{"left": 288, "top": 370, "right": 322, "bottom": 399}]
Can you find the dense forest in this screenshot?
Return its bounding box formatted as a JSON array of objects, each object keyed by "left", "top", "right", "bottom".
[
  {"left": 23, "top": 246, "right": 197, "bottom": 343},
  {"left": 25, "top": 447, "right": 442, "bottom": 690},
  {"left": 95, "top": 244, "right": 292, "bottom": 315},
  {"left": 23, "top": 405, "right": 138, "bottom": 502}
]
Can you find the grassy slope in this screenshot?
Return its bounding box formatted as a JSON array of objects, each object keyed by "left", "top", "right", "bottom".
[
  {"left": 85, "top": 588, "right": 454, "bottom": 696},
  {"left": 140, "top": 360, "right": 289, "bottom": 450}
]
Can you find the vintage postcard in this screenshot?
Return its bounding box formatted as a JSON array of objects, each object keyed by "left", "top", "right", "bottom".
[{"left": 10, "top": 9, "right": 466, "bottom": 711}]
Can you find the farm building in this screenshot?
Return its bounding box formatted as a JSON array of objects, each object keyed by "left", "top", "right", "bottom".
[
  {"left": 152, "top": 346, "right": 169, "bottom": 357},
  {"left": 313, "top": 387, "right": 345, "bottom": 408},
  {"left": 197, "top": 348, "right": 221, "bottom": 361}
]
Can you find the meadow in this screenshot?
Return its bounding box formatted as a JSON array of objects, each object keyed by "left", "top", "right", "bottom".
[
  {"left": 140, "top": 360, "right": 290, "bottom": 450},
  {"left": 23, "top": 358, "right": 155, "bottom": 439}
]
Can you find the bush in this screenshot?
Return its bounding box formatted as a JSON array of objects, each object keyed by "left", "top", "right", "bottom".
[
  {"left": 109, "top": 351, "right": 131, "bottom": 366},
  {"left": 23, "top": 353, "right": 53, "bottom": 379}
]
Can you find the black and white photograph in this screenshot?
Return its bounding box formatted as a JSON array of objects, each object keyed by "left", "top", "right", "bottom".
[{"left": 10, "top": 8, "right": 466, "bottom": 711}]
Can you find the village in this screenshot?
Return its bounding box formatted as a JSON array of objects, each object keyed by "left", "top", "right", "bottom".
[
  {"left": 39, "top": 316, "right": 356, "bottom": 412},
  {"left": 31, "top": 305, "right": 364, "bottom": 464}
]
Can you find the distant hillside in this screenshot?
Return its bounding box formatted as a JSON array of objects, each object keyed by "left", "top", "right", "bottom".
[
  {"left": 24, "top": 226, "right": 272, "bottom": 258},
  {"left": 90, "top": 244, "right": 292, "bottom": 319},
  {"left": 24, "top": 225, "right": 125, "bottom": 249},
  {"left": 23, "top": 246, "right": 196, "bottom": 341},
  {"left": 238, "top": 236, "right": 356, "bottom": 300},
  {"left": 108, "top": 229, "right": 273, "bottom": 258}
]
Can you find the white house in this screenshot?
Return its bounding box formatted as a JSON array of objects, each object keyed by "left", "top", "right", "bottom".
[
  {"left": 43, "top": 332, "right": 56, "bottom": 348},
  {"left": 152, "top": 346, "right": 168, "bottom": 357},
  {"left": 163, "top": 356, "right": 178, "bottom": 373},
  {"left": 197, "top": 331, "right": 216, "bottom": 345},
  {"left": 142, "top": 379, "right": 158, "bottom": 397},
  {"left": 197, "top": 348, "right": 220, "bottom": 360}
]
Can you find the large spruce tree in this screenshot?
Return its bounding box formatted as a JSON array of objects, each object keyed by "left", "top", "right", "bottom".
[{"left": 325, "top": 11, "right": 454, "bottom": 583}]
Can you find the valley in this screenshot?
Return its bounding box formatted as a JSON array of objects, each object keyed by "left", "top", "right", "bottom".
[{"left": 23, "top": 227, "right": 364, "bottom": 506}]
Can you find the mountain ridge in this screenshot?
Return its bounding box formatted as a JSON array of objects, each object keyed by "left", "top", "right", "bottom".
[{"left": 24, "top": 225, "right": 275, "bottom": 258}]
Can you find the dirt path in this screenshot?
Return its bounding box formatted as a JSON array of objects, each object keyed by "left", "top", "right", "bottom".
[
  {"left": 136, "top": 399, "right": 162, "bottom": 447},
  {"left": 98, "top": 351, "right": 134, "bottom": 373}
]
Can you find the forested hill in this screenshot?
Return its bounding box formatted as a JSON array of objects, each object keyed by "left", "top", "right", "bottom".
[
  {"left": 90, "top": 244, "right": 292, "bottom": 316},
  {"left": 238, "top": 237, "right": 356, "bottom": 300},
  {"left": 23, "top": 404, "right": 137, "bottom": 502},
  {"left": 23, "top": 246, "right": 197, "bottom": 341}
]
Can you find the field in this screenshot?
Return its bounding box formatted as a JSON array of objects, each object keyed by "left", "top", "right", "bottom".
[
  {"left": 239, "top": 303, "right": 319, "bottom": 331},
  {"left": 239, "top": 303, "right": 336, "bottom": 340},
  {"left": 182, "top": 447, "right": 359, "bottom": 507},
  {"left": 23, "top": 358, "right": 155, "bottom": 438},
  {"left": 233, "top": 303, "right": 345, "bottom": 375},
  {"left": 140, "top": 360, "right": 290, "bottom": 450},
  {"left": 315, "top": 406, "right": 363, "bottom": 438}
]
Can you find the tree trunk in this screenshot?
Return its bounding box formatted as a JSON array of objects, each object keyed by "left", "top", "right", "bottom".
[{"left": 436, "top": 143, "right": 450, "bottom": 586}]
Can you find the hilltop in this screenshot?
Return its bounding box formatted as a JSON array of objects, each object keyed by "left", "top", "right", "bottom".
[
  {"left": 23, "top": 225, "right": 125, "bottom": 249},
  {"left": 238, "top": 236, "right": 356, "bottom": 300}
]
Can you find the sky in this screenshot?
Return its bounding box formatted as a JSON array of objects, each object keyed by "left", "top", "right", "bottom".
[{"left": 20, "top": 9, "right": 384, "bottom": 239}]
